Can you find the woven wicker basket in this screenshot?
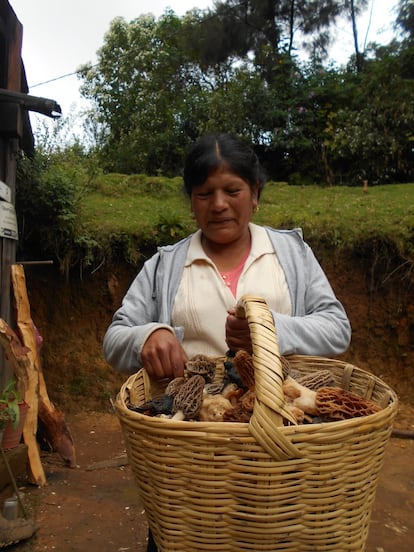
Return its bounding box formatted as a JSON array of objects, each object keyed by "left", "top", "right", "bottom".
[{"left": 115, "top": 295, "right": 398, "bottom": 552}]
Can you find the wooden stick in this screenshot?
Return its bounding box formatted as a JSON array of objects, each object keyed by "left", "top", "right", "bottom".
[
  {"left": 10, "top": 265, "right": 46, "bottom": 486},
  {"left": 11, "top": 264, "right": 76, "bottom": 470}
]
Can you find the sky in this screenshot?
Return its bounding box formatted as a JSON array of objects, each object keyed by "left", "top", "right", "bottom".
[{"left": 9, "top": 0, "right": 398, "bottom": 132}]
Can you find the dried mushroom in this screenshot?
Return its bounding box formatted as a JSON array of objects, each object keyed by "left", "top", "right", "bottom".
[
  {"left": 203, "top": 381, "right": 225, "bottom": 395},
  {"left": 130, "top": 395, "right": 174, "bottom": 416},
  {"left": 297, "top": 370, "right": 336, "bottom": 390},
  {"left": 224, "top": 359, "right": 246, "bottom": 389},
  {"left": 165, "top": 377, "right": 186, "bottom": 397},
  {"left": 286, "top": 405, "right": 306, "bottom": 424},
  {"left": 282, "top": 376, "right": 319, "bottom": 416},
  {"left": 199, "top": 395, "right": 233, "bottom": 422},
  {"left": 233, "top": 350, "right": 255, "bottom": 390},
  {"left": 223, "top": 406, "right": 251, "bottom": 423},
  {"left": 172, "top": 374, "right": 205, "bottom": 420},
  {"left": 239, "top": 389, "right": 255, "bottom": 412},
  {"left": 315, "top": 387, "right": 381, "bottom": 420},
  {"left": 185, "top": 354, "right": 216, "bottom": 382},
  {"left": 221, "top": 383, "right": 239, "bottom": 399}
]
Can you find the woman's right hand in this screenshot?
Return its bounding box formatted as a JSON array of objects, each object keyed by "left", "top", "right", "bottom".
[
  {"left": 141, "top": 328, "right": 187, "bottom": 379},
  {"left": 225, "top": 308, "right": 253, "bottom": 354}
]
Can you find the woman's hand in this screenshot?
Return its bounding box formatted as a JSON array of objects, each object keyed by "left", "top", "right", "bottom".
[
  {"left": 225, "top": 308, "right": 252, "bottom": 354},
  {"left": 141, "top": 329, "right": 187, "bottom": 379}
]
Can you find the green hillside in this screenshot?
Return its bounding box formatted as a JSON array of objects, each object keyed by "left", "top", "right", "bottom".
[{"left": 80, "top": 177, "right": 414, "bottom": 265}]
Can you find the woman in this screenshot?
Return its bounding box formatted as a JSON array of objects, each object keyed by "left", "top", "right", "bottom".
[
  {"left": 104, "top": 132, "right": 351, "bottom": 379},
  {"left": 104, "top": 133, "right": 351, "bottom": 552}
]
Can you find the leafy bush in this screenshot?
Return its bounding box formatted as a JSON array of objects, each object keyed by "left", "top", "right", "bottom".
[{"left": 16, "top": 150, "right": 89, "bottom": 272}]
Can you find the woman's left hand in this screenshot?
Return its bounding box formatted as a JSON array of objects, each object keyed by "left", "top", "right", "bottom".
[{"left": 225, "top": 308, "right": 252, "bottom": 354}]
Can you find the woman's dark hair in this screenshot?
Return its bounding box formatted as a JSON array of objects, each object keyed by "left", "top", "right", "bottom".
[{"left": 183, "top": 133, "right": 266, "bottom": 197}]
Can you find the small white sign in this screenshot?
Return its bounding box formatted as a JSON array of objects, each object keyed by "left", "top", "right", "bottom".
[
  {"left": 0, "top": 201, "right": 18, "bottom": 240},
  {"left": 0, "top": 180, "right": 11, "bottom": 202}
]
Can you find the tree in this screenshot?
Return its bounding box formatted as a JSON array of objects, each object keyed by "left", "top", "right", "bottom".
[
  {"left": 326, "top": 42, "right": 414, "bottom": 184},
  {"left": 349, "top": 0, "right": 365, "bottom": 71},
  {"left": 396, "top": 0, "right": 414, "bottom": 38},
  {"left": 188, "top": 1, "right": 369, "bottom": 75},
  {"left": 75, "top": 3, "right": 411, "bottom": 184},
  {"left": 78, "top": 12, "right": 211, "bottom": 175}
]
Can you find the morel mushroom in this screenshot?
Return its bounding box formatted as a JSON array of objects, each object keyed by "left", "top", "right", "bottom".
[
  {"left": 282, "top": 377, "right": 382, "bottom": 421},
  {"left": 233, "top": 350, "right": 255, "bottom": 390},
  {"left": 297, "top": 370, "right": 337, "bottom": 390},
  {"left": 204, "top": 381, "right": 225, "bottom": 395},
  {"left": 185, "top": 354, "right": 217, "bottom": 382},
  {"left": 233, "top": 350, "right": 290, "bottom": 391},
  {"left": 165, "top": 377, "right": 186, "bottom": 397},
  {"left": 315, "top": 387, "right": 382, "bottom": 420},
  {"left": 172, "top": 374, "right": 205, "bottom": 421}
]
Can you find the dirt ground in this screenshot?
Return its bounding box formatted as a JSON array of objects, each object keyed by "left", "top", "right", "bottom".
[
  {"left": 5, "top": 410, "right": 414, "bottom": 552},
  {"left": 3, "top": 249, "right": 412, "bottom": 552}
]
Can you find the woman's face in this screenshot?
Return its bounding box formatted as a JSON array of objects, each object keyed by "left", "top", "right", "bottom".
[{"left": 190, "top": 166, "right": 258, "bottom": 247}]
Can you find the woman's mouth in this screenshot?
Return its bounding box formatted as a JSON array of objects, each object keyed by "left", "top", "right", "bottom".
[{"left": 210, "top": 218, "right": 233, "bottom": 225}]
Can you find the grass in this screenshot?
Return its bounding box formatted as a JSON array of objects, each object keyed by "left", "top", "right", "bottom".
[
  {"left": 79, "top": 176, "right": 414, "bottom": 263},
  {"left": 81, "top": 175, "right": 192, "bottom": 233},
  {"left": 255, "top": 182, "right": 414, "bottom": 254}
]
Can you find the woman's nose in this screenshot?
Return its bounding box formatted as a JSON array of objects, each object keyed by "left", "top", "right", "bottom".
[{"left": 211, "top": 191, "right": 227, "bottom": 210}]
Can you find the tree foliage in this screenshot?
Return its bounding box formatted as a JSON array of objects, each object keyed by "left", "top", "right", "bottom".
[
  {"left": 79, "top": 12, "right": 211, "bottom": 176},
  {"left": 15, "top": 148, "right": 102, "bottom": 274},
  {"left": 327, "top": 42, "right": 414, "bottom": 184},
  {"left": 396, "top": 0, "right": 414, "bottom": 38},
  {"left": 75, "top": 1, "right": 413, "bottom": 185}
]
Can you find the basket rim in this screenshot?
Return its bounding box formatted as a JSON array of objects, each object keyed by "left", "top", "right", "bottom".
[{"left": 115, "top": 354, "right": 398, "bottom": 436}]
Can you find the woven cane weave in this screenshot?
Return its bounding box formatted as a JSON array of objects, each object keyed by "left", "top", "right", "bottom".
[{"left": 115, "top": 295, "right": 398, "bottom": 552}]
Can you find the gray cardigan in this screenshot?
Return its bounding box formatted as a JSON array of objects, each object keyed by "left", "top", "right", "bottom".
[{"left": 103, "top": 227, "right": 351, "bottom": 372}]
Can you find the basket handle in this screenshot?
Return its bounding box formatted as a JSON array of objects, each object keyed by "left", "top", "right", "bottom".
[{"left": 235, "top": 295, "right": 302, "bottom": 460}]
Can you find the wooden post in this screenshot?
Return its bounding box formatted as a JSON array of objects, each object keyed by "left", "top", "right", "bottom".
[
  {"left": 9, "top": 265, "right": 46, "bottom": 486},
  {"left": 0, "top": 0, "right": 24, "bottom": 386},
  {"left": 11, "top": 264, "right": 76, "bottom": 471}
]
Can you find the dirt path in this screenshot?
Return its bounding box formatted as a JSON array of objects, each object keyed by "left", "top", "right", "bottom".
[{"left": 8, "top": 411, "right": 414, "bottom": 552}]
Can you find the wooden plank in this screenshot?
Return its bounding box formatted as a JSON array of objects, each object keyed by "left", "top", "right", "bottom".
[
  {"left": 0, "top": 136, "right": 19, "bottom": 384},
  {"left": 9, "top": 265, "right": 46, "bottom": 486},
  {"left": 11, "top": 264, "right": 76, "bottom": 470},
  {"left": 0, "top": 0, "right": 23, "bottom": 381}
]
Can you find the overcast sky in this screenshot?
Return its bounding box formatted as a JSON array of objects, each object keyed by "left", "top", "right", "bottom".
[{"left": 10, "top": 0, "right": 398, "bottom": 127}]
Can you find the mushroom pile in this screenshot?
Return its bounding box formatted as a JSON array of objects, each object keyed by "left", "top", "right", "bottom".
[{"left": 128, "top": 352, "right": 382, "bottom": 424}]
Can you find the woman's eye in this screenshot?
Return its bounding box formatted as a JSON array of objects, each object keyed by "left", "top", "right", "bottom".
[{"left": 194, "top": 187, "right": 242, "bottom": 199}]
